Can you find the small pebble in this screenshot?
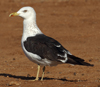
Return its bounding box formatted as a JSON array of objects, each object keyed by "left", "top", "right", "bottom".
[
  {"left": 4, "top": 68, "right": 6, "bottom": 70},
  {"left": 7, "top": 76, "right": 9, "bottom": 77},
  {"left": 16, "top": 79, "right": 19, "bottom": 81},
  {"left": 5, "top": 61, "right": 7, "bottom": 62},
  {"left": 81, "top": 74, "right": 84, "bottom": 76},
  {"left": 46, "top": 72, "right": 50, "bottom": 74},
  {"left": 59, "top": 72, "right": 62, "bottom": 74},
  {"left": 27, "top": 74, "right": 31, "bottom": 77},
  {"left": 89, "top": 59, "right": 92, "bottom": 62},
  {"left": 8, "top": 81, "right": 21, "bottom": 86},
  {"left": 67, "top": 77, "right": 70, "bottom": 78},
  {"left": 78, "top": 79, "right": 80, "bottom": 82},
  {"left": 73, "top": 72, "right": 76, "bottom": 76},
  {"left": 13, "top": 58, "right": 15, "bottom": 60}
]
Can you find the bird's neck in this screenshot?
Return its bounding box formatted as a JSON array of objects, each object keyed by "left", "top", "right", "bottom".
[{"left": 22, "top": 18, "right": 42, "bottom": 41}]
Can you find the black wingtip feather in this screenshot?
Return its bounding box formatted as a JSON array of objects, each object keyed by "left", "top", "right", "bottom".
[{"left": 67, "top": 54, "right": 94, "bottom": 67}]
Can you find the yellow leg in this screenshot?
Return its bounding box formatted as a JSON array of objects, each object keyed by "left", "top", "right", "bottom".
[
  {"left": 35, "top": 65, "right": 40, "bottom": 80},
  {"left": 41, "top": 66, "right": 45, "bottom": 81},
  {"left": 31, "top": 65, "right": 40, "bottom": 81}
]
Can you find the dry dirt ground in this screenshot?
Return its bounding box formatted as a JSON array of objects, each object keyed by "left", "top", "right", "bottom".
[{"left": 0, "top": 0, "right": 100, "bottom": 87}]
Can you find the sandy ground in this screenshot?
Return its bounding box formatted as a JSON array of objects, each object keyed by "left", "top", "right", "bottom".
[{"left": 0, "top": 0, "right": 100, "bottom": 87}]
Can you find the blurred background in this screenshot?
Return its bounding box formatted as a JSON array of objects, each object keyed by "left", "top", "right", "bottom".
[{"left": 0, "top": 0, "right": 100, "bottom": 87}]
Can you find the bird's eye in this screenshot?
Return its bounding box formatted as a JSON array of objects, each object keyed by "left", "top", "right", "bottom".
[{"left": 23, "top": 10, "right": 27, "bottom": 12}]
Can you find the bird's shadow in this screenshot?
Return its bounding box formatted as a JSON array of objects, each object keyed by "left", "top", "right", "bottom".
[{"left": 0, "top": 73, "right": 87, "bottom": 82}]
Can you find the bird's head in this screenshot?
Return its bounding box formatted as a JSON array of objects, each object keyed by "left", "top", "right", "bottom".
[{"left": 9, "top": 6, "right": 36, "bottom": 20}]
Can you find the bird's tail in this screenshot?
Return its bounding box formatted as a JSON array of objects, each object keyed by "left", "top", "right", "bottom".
[{"left": 66, "top": 54, "right": 94, "bottom": 66}]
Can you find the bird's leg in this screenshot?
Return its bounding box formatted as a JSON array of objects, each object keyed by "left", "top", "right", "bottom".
[
  {"left": 35, "top": 64, "right": 40, "bottom": 81},
  {"left": 29, "top": 65, "right": 40, "bottom": 81},
  {"left": 41, "top": 66, "right": 45, "bottom": 81}
]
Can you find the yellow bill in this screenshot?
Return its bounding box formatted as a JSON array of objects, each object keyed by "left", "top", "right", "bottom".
[{"left": 9, "top": 12, "right": 19, "bottom": 17}]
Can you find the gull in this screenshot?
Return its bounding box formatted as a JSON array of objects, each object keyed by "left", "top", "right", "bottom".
[{"left": 9, "top": 6, "right": 93, "bottom": 81}]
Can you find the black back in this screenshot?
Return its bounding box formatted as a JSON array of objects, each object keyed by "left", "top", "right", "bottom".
[{"left": 24, "top": 34, "right": 68, "bottom": 61}]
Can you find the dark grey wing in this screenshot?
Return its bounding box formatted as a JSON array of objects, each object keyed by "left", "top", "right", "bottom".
[
  {"left": 24, "top": 34, "right": 68, "bottom": 62},
  {"left": 24, "top": 34, "right": 94, "bottom": 66}
]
